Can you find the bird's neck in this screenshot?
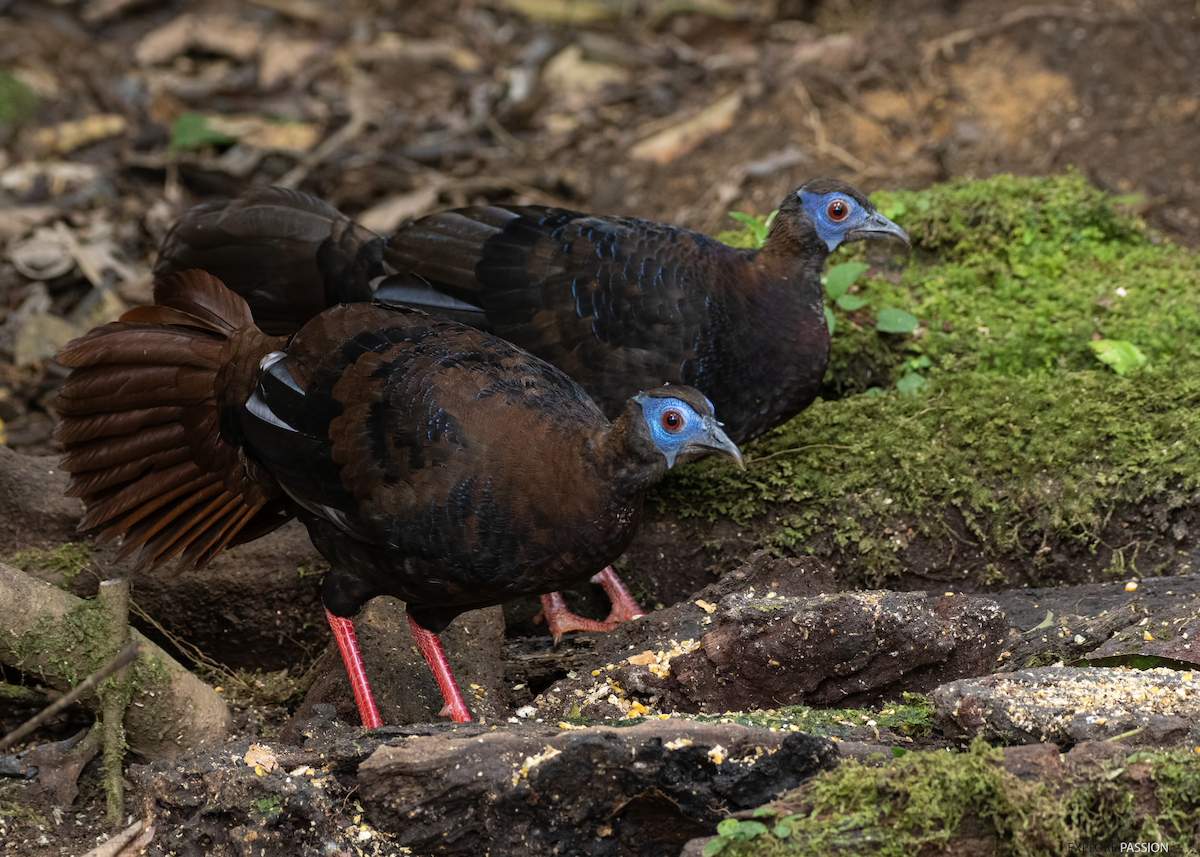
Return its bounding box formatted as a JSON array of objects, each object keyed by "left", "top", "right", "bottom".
[
  {"left": 752, "top": 221, "right": 831, "bottom": 301},
  {"left": 588, "top": 412, "right": 668, "bottom": 500}
]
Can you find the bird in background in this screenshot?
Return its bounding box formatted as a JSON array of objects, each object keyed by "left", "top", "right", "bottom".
[
  {"left": 153, "top": 179, "right": 908, "bottom": 636},
  {"left": 54, "top": 270, "right": 743, "bottom": 726}
]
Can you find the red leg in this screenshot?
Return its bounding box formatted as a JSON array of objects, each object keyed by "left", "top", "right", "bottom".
[
  {"left": 407, "top": 615, "right": 472, "bottom": 723},
  {"left": 592, "top": 566, "right": 646, "bottom": 624},
  {"left": 535, "top": 566, "right": 646, "bottom": 645},
  {"left": 324, "top": 606, "right": 382, "bottom": 729}
]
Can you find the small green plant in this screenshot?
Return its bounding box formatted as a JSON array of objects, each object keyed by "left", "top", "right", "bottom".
[
  {"left": 169, "top": 112, "right": 236, "bottom": 150},
  {"left": 1088, "top": 339, "right": 1147, "bottom": 375},
  {"left": 704, "top": 818, "right": 770, "bottom": 855},
  {"left": 0, "top": 71, "right": 37, "bottom": 123}
]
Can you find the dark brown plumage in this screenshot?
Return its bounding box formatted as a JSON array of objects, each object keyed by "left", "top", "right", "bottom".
[
  {"left": 153, "top": 180, "right": 909, "bottom": 446},
  {"left": 55, "top": 270, "right": 742, "bottom": 725}
]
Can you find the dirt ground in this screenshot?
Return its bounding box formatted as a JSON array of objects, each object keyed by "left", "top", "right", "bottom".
[{"left": 1, "top": 0, "right": 1199, "bottom": 855}]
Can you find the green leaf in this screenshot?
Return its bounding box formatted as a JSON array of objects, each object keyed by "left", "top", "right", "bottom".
[
  {"left": 1025, "top": 610, "right": 1055, "bottom": 633},
  {"left": 824, "top": 305, "right": 836, "bottom": 335},
  {"left": 891, "top": 746, "right": 908, "bottom": 758},
  {"left": 876, "top": 307, "right": 919, "bottom": 334},
  {"left": 701, "top": 838, "right": 728, "bottom": 857},
  {"left": 896, "top": 372, "right": 926, "bottom": 394},
  {"left": 1088, "top": 339, "right": 1148, "bottom": 375},
  {"left": 824, "top": 262, "right": 870, "bottom": 299},
  {"left": 716, "top": 819, "right": 768, "bottom": 842},
  {"left": 0, "top": 71, "right": 38, "bottom": 123},
  {"left": 773, "top": 823, "right": 791, "bottom": 838},
  {"left": 170, "top": 113, "right": 236, "bottom": 150},
  {"left": 719, "top": 211, "right": 773, "bottom": 249},
  {"left": 836, "top": 294, "right": 867, "bottom": 312}
]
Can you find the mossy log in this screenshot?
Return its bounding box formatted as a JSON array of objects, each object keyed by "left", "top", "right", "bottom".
[{"left": 0, "top": 562, "right": 230, "bottom": 761}]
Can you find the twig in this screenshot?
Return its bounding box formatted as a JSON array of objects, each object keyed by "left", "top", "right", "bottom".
[
  {"left": 792, "top": 81, "right": 869, "bottom": 175},
  {"left": 54, "top": 221, "right": 105, "bottom": 288},
  {"left": 922, "top": 4, "right": 1139, "bottom": 66},
  {"left": 0, "top": 641, "right": 140, "bottom": 752},
  {"left": 748, "top": 443, "right": 856, "bottom": 465},
  {"left": 277, "top": 65, "right": 371, "bottom": 190},
  {"left": 98, "top": 578, "right": 130, "bottom": 828},
  {"left": 79, "top": 816, "right": 155, "bottom": 857}
]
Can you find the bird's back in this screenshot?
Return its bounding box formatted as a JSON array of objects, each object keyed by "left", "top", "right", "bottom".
[
  {"left": 381, "top": 204, "right": 830, "bottom": 442},
  {"left": 240, "top": 302, "right": 645, "bottom": 628}
]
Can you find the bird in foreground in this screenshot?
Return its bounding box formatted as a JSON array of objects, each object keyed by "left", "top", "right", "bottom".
[
  {"left": 54, "top": 270, "right": 743, "bottom": 726},
  {"left": 153, "top": 179, "right": 908, "bottom": 635}
]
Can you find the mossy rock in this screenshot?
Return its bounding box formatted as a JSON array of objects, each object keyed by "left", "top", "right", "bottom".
[
  {"left": 700, "top": 740, "right": 1200, "bottom": 857},
  {"left": 642, "top": 173, "right": 1200, "bottom": 589}
]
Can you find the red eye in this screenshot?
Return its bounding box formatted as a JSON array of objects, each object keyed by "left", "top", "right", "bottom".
[
  {"left": 661, "top": 410, "right": 683, "bottom": 432},
  {"left": 827, "top": 199, "right": 849, "bottom": 221}
]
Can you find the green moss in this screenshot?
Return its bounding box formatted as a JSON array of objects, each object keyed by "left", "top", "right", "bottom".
[
  {"left": 828, "top": 171, "right": 1199, "bottom": 394},
  {"left": 0, "top": 783, "right": 50, "bottom": 832},
  {"left": 587, "top": 696, "right": 933, "bottom": 740},
  {"left": 251, "top": 794, "right": 283, "bottom": 817},
  {"left": 5, "top": 543, "right": 94, "bottom": 589},
  {"left": 653, "top": 355, "right": 1200, "bottom": 584},
  {"left": 704, "top": 741, "right": 1200, "bottom": 856}
]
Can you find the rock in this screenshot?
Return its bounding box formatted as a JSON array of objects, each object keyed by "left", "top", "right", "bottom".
[
  {"left": 357, "top": 719, "right": 837, "bottom": 857},
  {"left": 131, "top": 709, "right": 388, "bottom": 856},
  {"left": 665, "top": 589, "right": 1006, "bottom": 712},
  {"left": 0, "top": 446, "right": 82, "bottom": 552},
  {"left": 290, "top": 598, "right": 509, "bottom": 729},
  {"left": 530, "top": 552, "right": 1005, "bottom": 718},
  {"left": 131, "top": 710, "right": 835, "bottom": 857},
  {"left": 933, "top": 665, "right": 1200, "bottom": 746},
  {"left": 1084, "top": 601, "right": 1200, "bottom": 669}
]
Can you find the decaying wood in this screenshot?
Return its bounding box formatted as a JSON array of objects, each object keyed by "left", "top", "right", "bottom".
[
  {"left": 0, "top": 642, "right": 139, "bottom": 752},
  {"left": 97, "top": 578, "right": 130, "bottom": 827},
  {"left": 0, "top": 562, "right": 230, "bottom": 762}
]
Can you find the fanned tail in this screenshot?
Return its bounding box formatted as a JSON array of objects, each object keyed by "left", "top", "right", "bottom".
[{"left": 54, "top": 269, "right": 292, "bottom": 571}]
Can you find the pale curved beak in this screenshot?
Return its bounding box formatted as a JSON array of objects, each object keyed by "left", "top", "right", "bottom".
[
  {"left": 688, "top": 417, "right": 745, "bottom": 470},
  {"left": 850, "top": 210, "right": 911, "bottom": 248}
]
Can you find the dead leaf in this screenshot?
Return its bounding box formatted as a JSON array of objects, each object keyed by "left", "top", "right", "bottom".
[
  {"left": 15, "top": 313, "right": 84, "bottom": 366},
  {"left": 357, "top": 33, "right": 482, "bottom": 72},
  {"left": 0, "top": 206, "right": 57, "bottom": 243},
  {"left": 241, "top": 122, "right": 320, "bottom": 152},
  {"left": 259, "top": 36, "right": 322, "bottom": 90},
  {"left": 543, "top": 44, "right": 629, "bottom": 110},
  {"left": 136, "top": 13, "right": 264, "bottom": 66},
  {"left": 243, "top": 744, "right": 279, "bottom": 771},
  {"left": 79, "top": 816, "right": 154, "bottom": 857},
  {"left": 0, "top": 161, "right": 101, "bottom": 198},
  {"left": 8, "top": 227, "right": 74, "bottom": 280},
  {"left": 630, "top": 91, "right": 743, "bottom": 165},
  {"left": 626, "top": 651, "right": 659, "bottom": 666},
  {"left": 197, "top": 114, "right": 320, "bottom": 152},
  {"left": 357, "top": 186, "right": 442, "bottom": 234},
  {"left": 501, "top": 0, "right": 615, "bottom": 24}
]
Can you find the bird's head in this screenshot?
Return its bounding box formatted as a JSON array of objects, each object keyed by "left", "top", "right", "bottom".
[
  {"left": 793, "top": 179, "right": 911, "bottom": 253},
  {"left": 632, "top": 387, "right": 744, "bottom": 470}
]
